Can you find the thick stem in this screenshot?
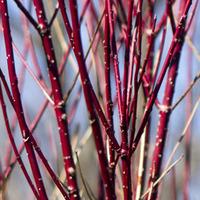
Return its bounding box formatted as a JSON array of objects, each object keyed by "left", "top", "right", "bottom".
[
  {"left": 106, "top": 0, "right": 122, "bottom": 121},
  {"left": 104, "top": 1, "right": 115, "bottom": 186},
  {"left": 1, "top": 62, "right": 69, "bottom": 200},
  {"left": 32, "top": 1, "right": 80, "bottom": 199},
  {"left": 120, "top": 1, "right": 134, "bottom": 199},
  {"left": 0, "top": 1, "right": 48, "bottom": 199},
  {"left": 147, "top": 31, "right": 185, "bottom": 200},
  {"left": 130, "top": 0, "right": 192, "bottom": 155},
  {"left": 58, "top": 0, "right": 120, "bottom": 152}
]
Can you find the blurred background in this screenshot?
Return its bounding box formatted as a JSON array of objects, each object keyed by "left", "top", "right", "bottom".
[{"left": 0, "top": 0, "right": 200, "bottom": 199}]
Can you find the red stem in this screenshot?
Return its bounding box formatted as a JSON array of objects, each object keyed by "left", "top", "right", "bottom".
[
  {"left": 66, "top": 0, "right": 117, "bottom": 199},
  {"left": 147, "top": 2, "right": 193, "bottom": 199},
  {"left": 0, "top": 83, "right": 40, "bottom": 200},
  {"left": 147, "top": 38, "right": 184, "bottom": 200},
  {"left": 130, "top": 0, "right": 192, "bottom": 156},
  {"left": 106, "top": 0, "right": 123, "bottom": 121},
  {"left": 104, "top": 0, "right": 115, "bottom": 181},
  {"left": 120, "top": 1, "right": 134, "bottom": 199},
  {"left": 0, "top": 68, "right": 69, "bottom": 199},
  {"left": 0, "top": 1, "right": 48, "bottom": 199},
  {"left": 58, "top": 0, "right": 120, "bottom": 152},
  {"left": 7, "top": 39, "right": 71, "bottom": 178},
  {"left": 32, "top": 0, "right": 80, "bottom": 199},
  {"left": 129, "top": 0, "right": 143, "bottom": 152}
]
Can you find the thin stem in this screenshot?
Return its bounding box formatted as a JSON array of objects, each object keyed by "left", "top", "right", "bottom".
[
  {"left": 141, "top": 155, "right": 184, "bottom": 199},
  {"left": 49, "top": 3, "right": 59, "bottom": 28},
  {"left": 13, "top": 0, "right": 40, "bottom": 32},
  {"left": 0, "top": 83, "right": 40, "bottom": 200}
]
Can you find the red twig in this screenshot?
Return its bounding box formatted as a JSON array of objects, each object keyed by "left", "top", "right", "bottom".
[
  {"left": 0, "top": 69, "right": 69, "bottom": 200},
  {"left": 0, "top": 83, "right": 40, "bottom": 200},
  {"left": 146, "top": 1, "right": 193, "bottom": 199},
  {"left": 32, "top": 0, "right": 80, "bottom": 199},
  {"left": 58, "top": 0, "right": 120, "bottom": 153},
  {"left": 61, "top": 0, "right": 117, "bottom": 199},
  {"left": 0, "top": 1, "right": 48, "bottom": 199},
  {"left": 120, "top": 0, "right": 134, "bottom": 199},
  {"left": 130, "top": 0, "right": 192, "bottom": 157},
  {"left": 103, "top": 0, "right": 115, "bottom": 188},
  {"left": 106, "top": 0, "right": 123, "bottom": 121}
]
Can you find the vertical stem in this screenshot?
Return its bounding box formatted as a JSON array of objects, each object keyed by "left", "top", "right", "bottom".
[
  {"left": 130, "top": 1, "right": 191, "bottom": 155},
  {"left": 134, "top": 2, "right": 155, "bottom": 197},
  {"left": 104, "top": 0, "right": 115, "bottom": 186},
  {"left": 121, "top": 0, "right": 134, "bottom": 198},
  {"left": 67, "top": 1, "right": 116, "bottom": 199},
  {"left": 32, "top": 1, "right": 80, "bottom": 199},
  {"left": 0, "top": 1, "right": 48, "bottom": 199},
  {"left": 58, "top": 0, "right": 120, "bottom": 152},
  {"left": 122, "top": 0, "right": 134, "bottom": 126},
  {"left": 106, "top": 0, "right": 122, "bottom": 121},
  {"left": 129, "top": 0, "right": 143, "bottom": 151},
  {"left": 147, "top": 21, "right": 186, "bottom": 200}
]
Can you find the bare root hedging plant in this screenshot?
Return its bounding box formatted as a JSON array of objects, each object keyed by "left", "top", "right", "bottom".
[{"left": 0, "top": 0, "right": 200, "bottom": 199}]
